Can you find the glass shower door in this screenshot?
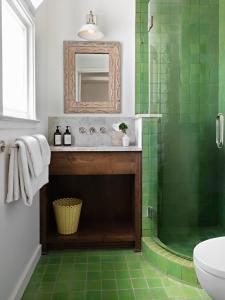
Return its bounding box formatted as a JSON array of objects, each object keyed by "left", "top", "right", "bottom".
[{"left": 149, "top": 0, "right": 225, "bottom": 258}]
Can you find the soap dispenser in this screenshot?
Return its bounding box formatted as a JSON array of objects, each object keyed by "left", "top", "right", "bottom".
[
  {"left": 63, "top": 126, "right": 72, "bottom": 146},
  {"left": 54, "top": 126, "right": 62, "bottom": 146}
]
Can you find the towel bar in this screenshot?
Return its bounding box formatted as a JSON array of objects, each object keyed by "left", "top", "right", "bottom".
[
  {"left": 0, "top": 140, "right": 18, "bottom": 153},
  {"left": 0, "top": 140, "right": 6, "bottom": 153}
]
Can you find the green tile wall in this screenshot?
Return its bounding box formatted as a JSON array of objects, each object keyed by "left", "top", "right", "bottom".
[
  {"left": 136, "top": 0, "right": 159, "bottom": 238},
  {"left": 142, "top": 118, "right": 158, "bottom": 237},
  {"left": 136, "top": 0, "right": 225, "bottom": 256},
  {"left": 136, "top": 0, "right": 149, "bottom": 114}
]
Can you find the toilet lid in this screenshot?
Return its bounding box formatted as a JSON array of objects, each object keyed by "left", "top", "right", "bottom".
[{"left": 194, "top": 237, "right": 225, "bottom": 278}]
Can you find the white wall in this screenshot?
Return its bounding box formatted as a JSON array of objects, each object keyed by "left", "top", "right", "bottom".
[
  {"left": 0, "top": 2, "right": 48, "bottom": 299},
  {"left": 0, "top": 1, "right": 135, "bottom": 297},
  {"left": 46, "top": 0, "right": 136, "bottom": 117}
]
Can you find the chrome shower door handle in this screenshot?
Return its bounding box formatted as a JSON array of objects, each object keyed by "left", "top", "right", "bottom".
[{"left": 216, "top": 113, "right": 224, "bottom": 149}]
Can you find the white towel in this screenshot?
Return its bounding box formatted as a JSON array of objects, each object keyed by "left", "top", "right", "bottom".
[
  {"left": 33, "top": 134, "right": 51, "bottom": 166},
  {"left": 6, "top": 140, "right": 49, "bottom": 206},
  {"left": 6, "top": 147, "right": 20, "bottom": 203},
  {"left": 18, "top": 136, "right": 43, "bottom": 177}
]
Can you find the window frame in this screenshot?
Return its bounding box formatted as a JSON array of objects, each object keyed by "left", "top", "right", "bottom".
[{"left": 0, "top": 0, "right": 37, "bottom": 122}]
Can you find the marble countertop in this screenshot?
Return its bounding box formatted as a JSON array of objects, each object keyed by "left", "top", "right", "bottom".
[{"left": 50, "top": 146, "right": 142, "bottom": 152}]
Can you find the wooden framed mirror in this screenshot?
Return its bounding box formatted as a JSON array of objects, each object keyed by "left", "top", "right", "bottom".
[{"left": 64, "top": 41, "right": 121, "bottom": 113}]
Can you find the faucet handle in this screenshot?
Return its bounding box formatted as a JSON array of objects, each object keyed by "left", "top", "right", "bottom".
[
  {"left": 79, "top": 127, "right": 87, "bottom": 134},
  {"left": 100, "top": 127, "right": 107, "bottom": 134},
  {"left": 89, "top": 127, "right": 97, "bottom": 135}
]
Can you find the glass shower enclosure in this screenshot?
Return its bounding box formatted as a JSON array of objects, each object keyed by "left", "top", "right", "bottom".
[{"left": 149, "top": 0, "right": 225, "bottom": 258}]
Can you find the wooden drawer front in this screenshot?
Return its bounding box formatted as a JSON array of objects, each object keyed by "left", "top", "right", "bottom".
[{"left": 50, "top": 152, "right": 141, "bottom": 175}]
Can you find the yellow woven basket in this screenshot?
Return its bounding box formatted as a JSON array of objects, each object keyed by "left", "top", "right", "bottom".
[{"left": 53, "top": 198, "right": 82, "bottom": 235}]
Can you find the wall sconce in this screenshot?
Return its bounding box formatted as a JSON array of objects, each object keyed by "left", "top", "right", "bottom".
[{"left": 78, "top": 10, "right": 104, "bottom": 41}]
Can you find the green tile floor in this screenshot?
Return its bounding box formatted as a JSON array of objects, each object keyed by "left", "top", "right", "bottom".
[{"left": 22, "top": 249, "right": 211, "bottom": 300}]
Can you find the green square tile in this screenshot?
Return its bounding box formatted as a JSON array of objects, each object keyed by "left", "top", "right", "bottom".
[
  {"left": 157, "top": 256, "right": 168, "bottom": 273},
  {"left": 88, "top": 256, "right": 100, "bottom": 263},
  {"left": 102, "top": 271, "right": 115, "bottom": 279},
  {"left": 182, "top": 286, "right": 202, "bottom": 297},
  {"left": 101, "top": 256, "right": 114, "bottom": 262},
  {"left": 125, "top": 255, "right": 139, "bottom": 262},
  {"left": 102, "top": 291, "right": 118, "bottom": 300},
  {"left": 57, "top": 273, "right": 71, "bottom": 282},
  {"left": 74, "top": 263, "right": 87, "bottom": 272},
  {"left": 47, "top": 259, "right": 60, "bottom": 265},
  {"left": 70, "top": 280, "right": 86, "bottom": 290},
  {"left": 114, "top": 256, "right": 126, "bottom": 262},
  {"left": 86, "top": 280, "right": 101, "bottom": 290},
  {"left": 127, "top": 262, "right": 142, "bottom": 270},
  {"left": 86, "top": 291, "right": 102, "bottom": 300},
  {"left": 114, "top": 263, "right": 127, "bottom": 270},
  {"left": 143, "top": 268, "right": 158, "bottom": 278},
  {"left": 38, "top": 282, "right": 54, "bottom": 293},
  {"left": 59, "top": 265, "right": 73, "bottom": 273},
  {"left": 74, "top": 257, "right": 87, "bottom": 263},
  {"left": 35, "top": 294, "right": 52, "bottom": 300},
  {"left": 49, "top": 251, "right": 63, "bottom": 257},
  {"left": 102, "top": 263, "right": 114, "bottom": 271},
  {"left": 115, "top": 271, "right": 130, "bottom": 279},
  {"left": 118, "top": 290, "right": 135, "bottom": 300},
  {"left": 167, "top": 261, "right": 182, "bottom": 279},
  {"left": 29, "top": 273, "right": 43, "bottom": 282},
  {"left": 166, "top": 286, "right": 185, "bottom": 297},
  {"left": 147, "top": 278, "right": 163, "bottom": 288},
  {"left": 68, "top": 291, "right": 86, "bottom": 300},
  {"left": 25, "top": 281, "right": 40, "bottom": 293},
  {"left": 87, "top": 272, "right": 101, "bottom": 280},
  {"left": 72, "top": 271, "right": 87, "bottom": 280},
  {"left": 117, "top": 279, "right": 132, "bottom": 289},
  {"left": 42, "top": 273, "right": 57, "bottom": 282},
  {"left": 150, "top": 287, "right": 168, "bottom": 299},
  {"left": 129, "top": 269, "right": 144, "bottom": 278},
  {"left": 35, "top": 265, "right": 46, "bottom": 274},
  {"left": 102, "top": 279, "right": 117, "bottom": 290},
  {"left": 53, "top": 282, "right": 69, "bottom": 293},
  {"left": 45, "top": 265, "right": 60, "bottom": 273},
  {"left": 61, "top": 257, "right": 73, "bottom": 263},
  {"left": 161, "top": 278, "right": 174, "bottom": 287},
  {"left": 22, "top": 293, "right": 36, "bottom": 300},
  {"left": 132, "top": 278, "right": 148, "bottom": 289},
  {"left": 182, "top": 267, "right": 198, "bottom": 285},
  {"left": 88, "top": 263, "right": 101, "bottom": 271},
  {"left": 52, "top": 293, "right": 69, "bottom": 300},
  {"left": 134, "top": 288, "right": 151, "bottom": 300}
]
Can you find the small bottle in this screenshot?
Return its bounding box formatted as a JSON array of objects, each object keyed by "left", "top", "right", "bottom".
[
  {"left": 63, "top": 126, "right": 72, "bottom": 146},
  {"left": 54, "top": 126, "right": 62, "bottom": 146}
]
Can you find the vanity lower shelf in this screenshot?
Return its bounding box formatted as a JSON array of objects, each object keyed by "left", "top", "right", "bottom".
[
  {"left": 47, "top": 222, "right": 135, "bottom": 249},
  {"left": 40, "top": 151, "right": 142, "bottom": 253}
]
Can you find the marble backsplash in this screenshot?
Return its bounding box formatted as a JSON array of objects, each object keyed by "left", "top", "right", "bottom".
[{"left": 48, "top": 117, "right": 136, "bottom": 146}]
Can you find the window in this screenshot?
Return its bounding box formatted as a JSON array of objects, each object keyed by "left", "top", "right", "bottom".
[{"left": 1, "top": 0, "right": 35, "bottom": 120}]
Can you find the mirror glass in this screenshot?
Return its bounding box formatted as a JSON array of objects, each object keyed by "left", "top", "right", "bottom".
[
  {"left": 75, "top": 54, "right": 109, "bottom": 102},
  {"left": 64, "top": 41, "right": 120, "bottom": 113}
]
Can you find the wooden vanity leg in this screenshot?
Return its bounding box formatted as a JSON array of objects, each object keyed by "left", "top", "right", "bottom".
[
  {"left": 40, "top": 185, "right": 48, "bottom": 255},
  {"left": 134, "top": 154, "right": 142, "bottom": 252}
]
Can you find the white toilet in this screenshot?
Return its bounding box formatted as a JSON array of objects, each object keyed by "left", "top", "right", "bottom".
[{"left": 194, "top": 237, "right": 225, "bottom": 300}]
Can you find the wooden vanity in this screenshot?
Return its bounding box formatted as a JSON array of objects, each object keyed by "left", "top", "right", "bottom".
[{"left": 40, "top": 148, "right": 142, "bottom": 253}]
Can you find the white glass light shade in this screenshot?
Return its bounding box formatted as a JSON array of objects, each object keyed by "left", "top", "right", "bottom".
[
  {"left": 30, "top": 0, "right": 44, "bottom": 9},
  {"left": 78, "top": 23, "right": 104, "bottom": 41}
]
